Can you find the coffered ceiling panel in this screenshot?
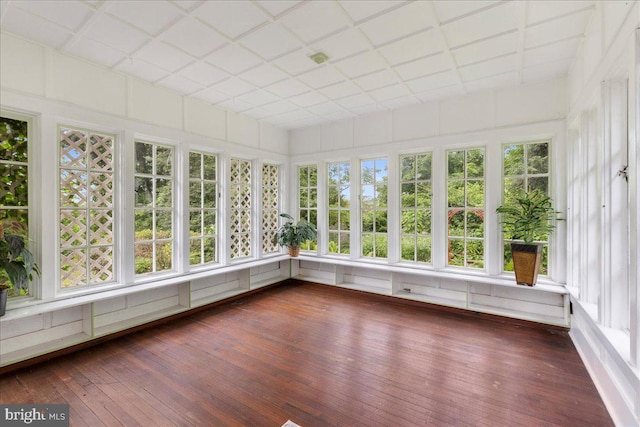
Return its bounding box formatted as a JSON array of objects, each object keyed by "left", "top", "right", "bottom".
[{"left": 0, "top": 0, "right": 597, "bottom": 129}]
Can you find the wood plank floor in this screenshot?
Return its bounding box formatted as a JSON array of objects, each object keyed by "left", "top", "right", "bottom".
[{"left": 0, "top": 281, "right": 612, "bottom": 426}]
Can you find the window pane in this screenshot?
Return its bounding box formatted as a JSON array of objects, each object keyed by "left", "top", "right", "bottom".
[
  {"left": 135, "top": 142, "right": 153, "bottom": 174},
  {"left": 527, "top": 142, "right": 548, "bottom": 174},
  {"left": 203, "top": 154, "right": 216, "bottom": 180},
  {"left": 0, "top": 117, "right": 28, "bottom": 162},
  {"left": 448, "top": 151, "right": 464, "bottom": 178},
  {"left": 503, "top": 145, "right": 524, "bottom": 175},
  {"left": 189, "top": 152, "right": 201, "bottom": 178}
]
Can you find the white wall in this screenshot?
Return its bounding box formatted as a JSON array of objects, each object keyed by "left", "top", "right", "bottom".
[
  {"left": 565, "top": 2, "right": 640, "bottom": 426},
  {"left": 0, "top": 32, "right": 289, "bottom": 156}
]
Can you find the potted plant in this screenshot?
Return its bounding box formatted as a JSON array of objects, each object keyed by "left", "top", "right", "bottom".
[
  {"left": 496, "top": 190, "right": 561, "bottom": 286},
  {"left": 0, "top": 220, "right": 40, "bottom": 316},
  {"left": 272, "top": 213, "right": 317, "bottom": 257}
]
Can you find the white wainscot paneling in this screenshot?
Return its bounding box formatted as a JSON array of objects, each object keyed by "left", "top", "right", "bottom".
[
  {"left": 93, "top": 283, "right": 189, "bottom": 336},
  {"left": 289, "top": 126, "right": 322, "bottom": 155},
  {"left": 392, "top": 101, "right": 440, "bottom": 141},
  {"left": 394, "top": 273, "right": 467, "bottom": 308},
  {"left": 0, "top": 306, "right": 91, "bottom": 366},
  {"left": 260, "top": 122, "right": 289, "bottom": 154},
  {"left": 494, "top": 78, "right": 567, "bottom": 127},
  {"left": 296, "top": 260, "right": 336, "bottom": 285},
  {"left": 0, "top": 33, "right": 46, "bottom": 96},
  {"left": 50, "top": 52, "right": 127, "bottom": 116},
  {"left": 250, "top": 261, "right": 289, "bottom": 290},
  {"left": 191, "top": 271, "right": 248, "bottom": 307},
  {"left": 440, "top": 91, "right": 495, "bottom": 134},
  {"left": 184, "top": 96, "right": 226, "bottom": 141},
  {"left": 354, "top": 111, "right": 392, "bottom": 147},
  {"left": 337, "top": 266, "right": 392, "bottom": 295},
  {"left": 321, "top": 120, "right": 354, "bottom": 152},
  {"left": 129, "top": 78, "right": 183, "bottom": 130},
  {"left": 228, "top": 111, "right": 260, "bottom": 148}
]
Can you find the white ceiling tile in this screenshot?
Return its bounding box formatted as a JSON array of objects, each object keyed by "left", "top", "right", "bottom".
[
  {"left": 1, "top": 7, "right": 72, "bottom": 49},
  {"left": 336, "top": 93, "right": 375, "bottom": 109},
  {"left": 14, "top": 0, "right": 93, "bottom": 32},
  {"left": 87, "top": 14, "right": 150, "bottom": 54},
  {"left": 115, "top": 58, "right": 170, "bottom": 82},
  {"left": 240, "top": 24, "right": 301, "bottom": 60},
  {"left": 307, "top": 101, "right": 346, "bottom": 116},
  {"left": 210, "top": 77, "right": 255, "bottom": 97},
  {"left": 523, "top": 37, "right": 581, "bottom": 68},
  {"left": 255, "top": 1, "right": 303, "bottom": 17},
  {"left": 433, "top": 1, "right": 501, "bottom": 23},
  {"left": 359, "top": 1, "right": 434, "bottom": 47},
  {"left": 442, "top": 2, "right": 518, "bottom": 48},
  {"left": 368, "top": 83, "right": 410, "bottom": 102},
  {"left": 334, "top": 51, "right": 387, "bottom": 78},
  {"left": 171, "top": 1, "right": 201, "bottom": 11},
  {"left": 160, "top": 17, "right": 227, "bottom": 58},
  {"left": 107, "top": 1, "right": 183, "bottom": 35},
  {"left": 264, "top": 79, "right": 311, "bottom": 98},
  {"left": 395, "top": 53, "right": 451, "bottom": 80},
  {"left": 271, "top": 50, "right": 319, "bottom": 76},
  {"left": 310, "top": 28, "right": 369, "bottom": 62},
  {"left": 464, "top": 71, "right": 519, "bottom": 93},
  {"left": 353, "top": 69, "right": 398, "bottom": 91},
  {"left": 297, "top": 66, "right": 345, "bottom": 89},
  {"left": 339, "top": 1, "right": 400, "bottom": 24},
  {"left": 349, "top": 104, "right": 385, "bottom": 115},
  {"left": 216, "top": 98, "right": 255, "bottom": 112},
  {"left": 377, "top": 30, "right": 444, "bottom": 66},
  {"left": 243, "top": 107, "right": 273, "bottom": 120},
  {"left": 157, "top": 74, "right": 203, "bottom": 94},
  {"left": 236, "top": 90, "right": 281, "bottom": 107},
  {"left": 318, "top": 81, "right": 362, "bottom": 100},
  {"left": 458, "top": 54, "right": 518, "bottom": 82},
  {"left": 379, "top": 95, "right": 419, "bottom": 110},
  {"left": 261, "top": 100, "right": 299, "bottom": 115},
  {"left": 521, "top": 58, "right": 573, "bottom": 84},
  {"left": 134, "top": 40, "right": 194, "bottom": 72},
  {"left": 192, "top": 87, "right": 230, "bottom": 104},
  {"left": 238, "top": 64, "right": 289, "bottom": 87},
  {"left": 525, "top": 9, "right": 593, "bottom": 49},
  {"left": 527, "top": 1, "right": 594, "bottom": 26},
  {"left": 281, "top": 1, "right": 350, "bottom": 43},
  {"left": 414, "top": 84, "right": 465, "bottom": 102},
  {"left": 407, "top": 70, "right": 459, "bottom": 93},
  {"left": 178, "top": 62, "right": 228, "bottom": 86},
  {"left": 286, "top": 117, "right": 329, "bottom": 129},
  {"left": 289, "top": 91, "right": 328, "bottom": 108},
  {"left": 451, "top": 32, "right": 518, "bottom": 67},
  {"left": 65, "top": 38, "right": 126, "bottom": 68},
  {"left": 205, "top": 45, "right": 263, "bottom": 74},
  {"left": 193, "top": 1, "right": 269, "bottom": 39}
]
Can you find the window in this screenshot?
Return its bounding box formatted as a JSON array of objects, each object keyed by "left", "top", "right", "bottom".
[
  {"left": 0, "top": 116, "right": 30, "bottom": 296},
  {"left": 502, "top": 141, "right": 550, "bottom": 273},
  {"left": 447, "top": 148, "right": 485, "bottom": 269},
  {"left": 189, "top": 151, "right": 218, "bottom": 266},
  {"left": 59, "top": 127, "right": 116, "bottom": 287},
  {"left": 230, "top": 158, "right": 251, "bottom": 259},
  {"left": 298, "top": 165, "right": 317, "bottom": 251},
  {"left": 361, "top": 158, "right": 388, "bottom": 258},
  {"left": 134, "top": 141, "right": 174, "bottom": 275},
  {"left": 328, "top": 162, "right": 350, "bottom": 255},
  {"left": 262, "top": 163, "right": 279, "bottom": 254},
  {"left": 400, "top": 153, "right": 432, "bottom": 263}
]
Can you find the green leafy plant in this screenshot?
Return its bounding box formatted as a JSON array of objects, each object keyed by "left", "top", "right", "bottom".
[
  {"left": 496, "top": 189, "right": 562, "bottom": 244},
  {"left": 0, "top": 220, "right": 40, "bottom": 294},
  {"left": 272, "top": 213, "right": 317, "bottom": 249}
]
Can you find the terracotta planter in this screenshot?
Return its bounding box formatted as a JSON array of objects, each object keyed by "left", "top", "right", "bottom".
[
  {"left": 511, "top": 243, "right": 543, "bottom": 286},
  {"left": 288, "top": 246, "right": 300, "bottom": 257}
]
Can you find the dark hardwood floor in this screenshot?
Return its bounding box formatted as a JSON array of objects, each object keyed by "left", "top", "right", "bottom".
[{"left": 0, "top": 281, "right": 612, "bottom": 426}]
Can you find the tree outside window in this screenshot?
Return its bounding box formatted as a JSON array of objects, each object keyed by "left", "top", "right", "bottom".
[
  {"left": 328, "top": 162, "right": 350, "bottom": 255},
  {"left": 400, "top": 152, "right": 432, "bottom": 263},
  {"left": 298, "top": 165, "right": 317, "bottom": 251},
  {"left": 361, "top": 158, "right": 388, "bottom": 259},
  {"left": 447, "top": 148, "right": 485, "bottom": 269}
]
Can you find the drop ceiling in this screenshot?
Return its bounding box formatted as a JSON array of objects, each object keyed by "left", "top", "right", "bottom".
[{"left": 0, "top": 0, "right": 595, "bottom": 130}]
